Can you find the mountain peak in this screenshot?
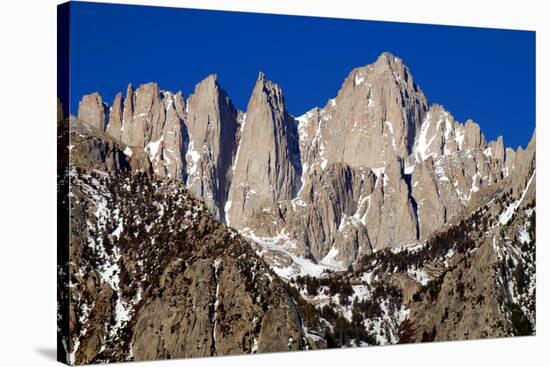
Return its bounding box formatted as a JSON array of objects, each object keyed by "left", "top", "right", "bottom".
[
  {"left": 429, "top": 103, "right": 448, "bottom": 113},
  {"left": 373, "top": 51, "right": 405, "bottom": 72},
  {"left": 377, "top": 51, "right": 401, "bottom": 62},
  {"left": 123, "top": 83, "right": 134, "bottom": 100},
  {"left": 185, "top": 71, "right": 239, "bottom": 222},
  {"left": 193, "top": 74, "right": 219, "bottom": 93},
  {"left": 139, "top": 81, "right": 160, "bottom": 90},
  {"left": 257, "top": 71, "right": 266, "bottom": 81},
  {"left": 78, "top": 92, "right": 108, "bottom": 131},
  {"left": 204, "top": 73, "right": 218, "bottom": 83},
  {"left": 346, "top": 52, "right": 412, "bottom": 89},
  {"left": 254, "top": 71, "right": 278, "bottom": 91},
  {"left": 227, "top": 69, "right": 300, "bottom": 228},
  {"left": 251, "top": 72, "right": 285, "bottom": 110}
]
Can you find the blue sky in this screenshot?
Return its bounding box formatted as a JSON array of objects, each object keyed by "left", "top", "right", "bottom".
[{"left": 68, "top": 1, "right": 535, "bottom": 149}]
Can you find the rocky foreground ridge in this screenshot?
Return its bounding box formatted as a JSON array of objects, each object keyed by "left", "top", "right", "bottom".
[{"left": 58, "top": 52, "right": 536, "bottom": 364}]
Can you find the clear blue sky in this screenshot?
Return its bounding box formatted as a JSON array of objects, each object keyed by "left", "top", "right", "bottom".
[{"left": 68, "top": 1, "right": 535, "bottom": 150}]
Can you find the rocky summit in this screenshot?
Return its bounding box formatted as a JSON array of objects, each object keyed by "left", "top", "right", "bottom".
[{"left": 59, "top": 52, "right": 536, "bottom": 365}]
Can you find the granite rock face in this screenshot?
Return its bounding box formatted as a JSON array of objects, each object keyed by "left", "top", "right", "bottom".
[
  {"left": 365, "top": 158, "right": 418, "bottom": 250},
  {"left": 119, "top": 84, "right": 135, "bottom": 146},
  {"left": 76, "top": 77, "right": 243, "bottom": 221},
  {"left": 509, "top": 131, "right": 535, "bottom": 195},
  {"left": 249, "top": 162, "right": 376, "bottom": 264},
  {"left": 411, "top": 158, "right": 446, "bottom": 239},
  {"left": 185, "top": 75, "right": 239, "bottom": 222},
  {"left": 296, "top": 52, "right": 429, "bottom": 174},
  {"left": 123, "top": 82, "right": 165, "bottom": 148},
  {"left": 78, "top": 92, "right": 108, "bottom": 131},
  {"left": 226, "top": 72, "right": 301, "bottom": 228},
  {"left": 69, "top": 116, "right": 133, "bottom": 174},
  {"left": 105, "top": 92, "right": 123, "bottom": 141},
  {"left": 406, "top": 104, "right": 509, "bottom": 241}
]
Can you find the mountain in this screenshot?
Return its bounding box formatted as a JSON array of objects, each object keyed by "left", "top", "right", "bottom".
[
  {"left": 238, "top": 53, "right": 517, "bottom": 267},
  {"left": 226, "top": 72, "right": 302, "bottom": 228},
  {"left": 59, "top": 52, "right": 536, "bottom": 364},
  {"left": 184, "top": 74, "right": 240, "bottom": 222},
  {"left": 297, "top": 52, "right": 429, "bottom": 171},
  {"left": 74, "top": 54, "right": 517, "bottom": 264}
]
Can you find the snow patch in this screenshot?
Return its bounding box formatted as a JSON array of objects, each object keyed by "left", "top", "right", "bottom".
[
  {"left": 145, "top": 136, "right": 163, "bottom": 161},
  {"left": 320, "top": 247, "right": 343, "bottom": 268},
  {"left": 408, "top": 268, "right": 431, "bottom": 286},
  {"left": 243, "top": 229, "right": 344, "bottom": 279},
  {"left": 519, "top": 227, "right": 531, "bottom": 244},
  {"left": 434, "top": 161, "right": 450, "bottom": 182},
  {"left": 384, "top": 120, "right": 394, "bottom": 134},
  {"left": 415, "top": 112, "right": 437, "bottom": 161},
  {"left": 224, "top": 200, "right": 232, "bottom": 225},
  {"left": 404, "top": 163, "right": 415, "bottom": 175},
  {"left": 186, "top": 140, "right": 201, "bottom": 176},
  {"left": 455, "top": 128, "right": 465, "bottom": 150},
  {"left": 319, "top": 141, "right": 328, "bottom": 170},
  {"left": 389, "top": 241, "right": 427, "bottom": 254},
  {"left": 371, "top": 167, "right": 385, "bottom": 178}
]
